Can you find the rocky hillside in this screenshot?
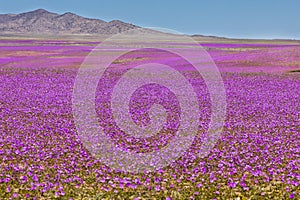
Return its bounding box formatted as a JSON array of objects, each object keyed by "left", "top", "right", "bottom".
[{"left": 0, "top": 9, "right": 138, "bottom": 34}]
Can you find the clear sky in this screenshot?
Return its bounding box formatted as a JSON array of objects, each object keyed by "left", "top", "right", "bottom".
[{"left": 1, "top": 0, "right": 300, "bottom": 39}]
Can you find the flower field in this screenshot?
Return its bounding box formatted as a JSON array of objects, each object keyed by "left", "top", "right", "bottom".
[{"left": 0, "top": 39, "right": 299, "bottom": 199}]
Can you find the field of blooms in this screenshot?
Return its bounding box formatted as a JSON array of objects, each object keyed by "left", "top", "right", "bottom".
[{"left": 0, "top": 39, "right": 299, "bottom": 199}]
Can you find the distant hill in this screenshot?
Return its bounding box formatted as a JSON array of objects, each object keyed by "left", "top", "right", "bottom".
[
  {"left": 0, "top": 9, "right": 138, "bottom": 34},
  {"left": 0, "top": 9, "right": 299, "bottom": 44}
]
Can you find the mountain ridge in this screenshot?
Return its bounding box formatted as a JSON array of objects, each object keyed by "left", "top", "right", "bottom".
[
  {"left": 0, "top": 9, "right": 138, "bottom": 34},
  {"left": 1, "top": 9, "right": 300, "bottom": 44}
]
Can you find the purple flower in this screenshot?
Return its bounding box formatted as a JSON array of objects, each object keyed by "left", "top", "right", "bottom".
[
  {"left": 32, "top": 174, "right": 38, "bottom": 182},
  {"left": 289, "top": 192, "right": 295, "bottom": 199},
  {"left": 228, "top": 178, "right": 237, "bottom": 188}
]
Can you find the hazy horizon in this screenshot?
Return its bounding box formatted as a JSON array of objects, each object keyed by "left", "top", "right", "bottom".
[{"left": 1, "top": 0, "right": 300, "bottom": 40}]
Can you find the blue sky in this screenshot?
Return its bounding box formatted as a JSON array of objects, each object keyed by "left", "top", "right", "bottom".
[{"left": 0, "top": 0, "right": 300, "bottom": 39}]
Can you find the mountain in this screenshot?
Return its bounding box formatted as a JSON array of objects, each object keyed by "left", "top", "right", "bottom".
[{"left": 0, "top": 9, "right": 138, "bottom": 34}]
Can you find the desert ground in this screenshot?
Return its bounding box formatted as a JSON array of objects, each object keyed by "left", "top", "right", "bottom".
[{"left": 0, "top": 35, "right": 299, "bottom": 199}]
